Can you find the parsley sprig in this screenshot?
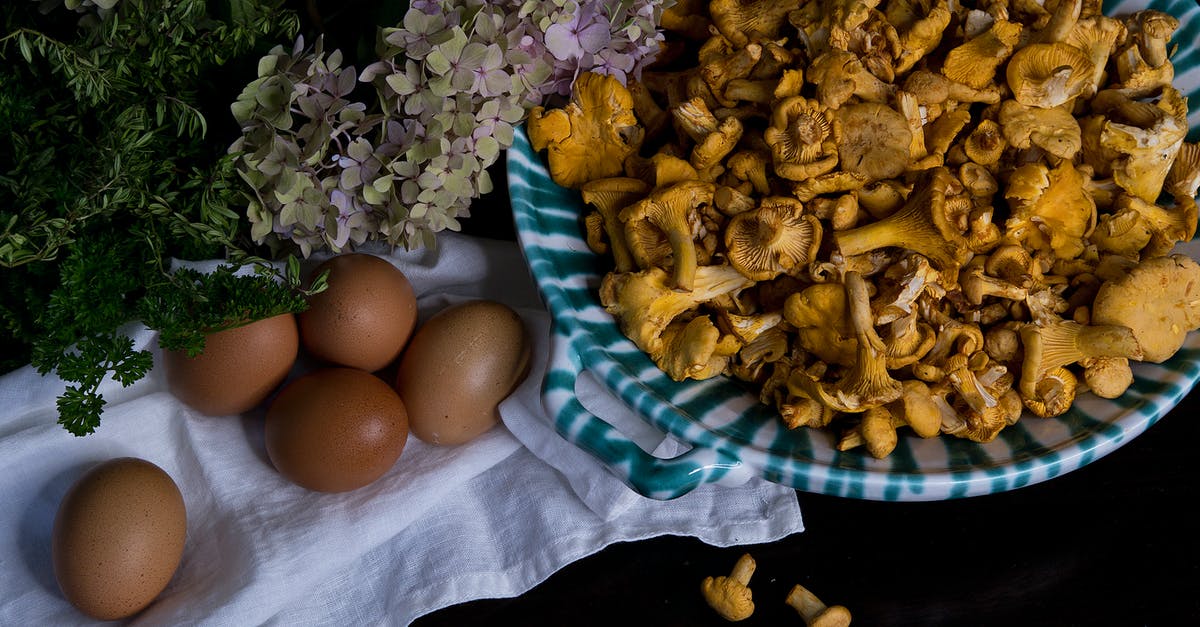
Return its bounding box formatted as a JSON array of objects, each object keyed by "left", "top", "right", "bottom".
[{"left": 1, "top": 0, "right": 313, "bottom": 435}]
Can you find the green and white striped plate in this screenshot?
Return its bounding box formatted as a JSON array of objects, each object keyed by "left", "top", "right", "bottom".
[{"left": 507, "top": 0, "right": 1200, "bottom": 501}]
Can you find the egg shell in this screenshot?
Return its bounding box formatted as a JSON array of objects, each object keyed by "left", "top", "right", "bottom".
[
  {"left": 265, "top": 367, "right": 409, "bottom": 492},
  {"left": 299, "top": 253, "right": 418, "bottom": 372},
  {"left": 164, "top": 313, "right": 299, "bottom": 416},
  {"left": 395, "top": 299, "right": 531, "bottom": 446},
  {"left": 52, "top": 457, "right": 187, "bottom": 621}
]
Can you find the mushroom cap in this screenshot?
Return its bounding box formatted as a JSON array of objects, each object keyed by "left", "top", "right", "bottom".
[
  {"left": 940, "top": 18, "right": 1023, "bottom": 90},
  {"left": 764, "top": 96, "right": 839, "bottom": 181},
  {"left": 835, "top": 101, "right": 912, "bottom": 181},
  {"left": 655, "top": 315, "right": 741, "bottom": 381},
  {"left": 889, "top": 379, "right": 943, "bottom": 438},
  {"left": 1091, "top": 254, "right": 1200, "bottom": 362},
  {"left": 1100, "top": 113, "right": 1189, "bottom": 204},
  {"left": 527, "top": 72, "right": 644, "bottom": 189},
  {"left": 1166, "top": 142, "right": 1200, "bottom": 200},
  {"left": 1003, "top": 159, "right": 1097, "bottom": 260},
  {"left": 700, "top": 575, "right": 754, "bottom": 621},
  {"left": 812, "top": 605, "right": 853, "bottom": 627},
  {"left": 725, "top": 197, "right": 823, "bottom": 281},
  {"left": 998, "top": 99, "right": 1082, "bottom": 159},
  {"left": 1006, "top": 42, "right": 1095, "bottom": 109}
]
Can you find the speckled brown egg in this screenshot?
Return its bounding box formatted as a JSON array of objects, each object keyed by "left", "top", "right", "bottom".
[
  {"left": 299, "top": 253, "right": 418, "bottom": 372},
  {"left": 52, "top": 457, "right": 187, "bottom": 621},
  {"left": 164, "top": 313, "right": 299, "bottom": 416},
  {"left": 395, "top": 299, "right": 531, "bottom": 446},
  {"left": 265, "top": 367, "right": 409, "bottom": 492}
]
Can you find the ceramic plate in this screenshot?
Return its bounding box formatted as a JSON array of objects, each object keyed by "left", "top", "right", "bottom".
[{"left": 507, "top": 0, "right": 1200, "bottom": 501}]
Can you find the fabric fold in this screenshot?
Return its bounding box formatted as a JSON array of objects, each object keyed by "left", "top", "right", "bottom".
[{"left": 0, "top": 233, "right": 802, "bottom": 626}]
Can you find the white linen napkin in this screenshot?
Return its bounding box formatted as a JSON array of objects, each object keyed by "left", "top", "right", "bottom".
[{"left": 0, "top": 232, "right": 803, "bottom": 626}]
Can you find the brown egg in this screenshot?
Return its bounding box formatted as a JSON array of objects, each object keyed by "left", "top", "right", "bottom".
[
  {"left": 265, "top": 367, "right": 409, "bottom": 492},
  {"left": 164, "top": 313, "right": 299, "bottom": 416},
  {"left": 52, "top": 457, "right": 187, "bottom": 621},
  {"left": 395, "top": 299, "right": 531, "bottom": 446},
  {"left": 299, "top": 253, "right": 418, "bottom": 372}
]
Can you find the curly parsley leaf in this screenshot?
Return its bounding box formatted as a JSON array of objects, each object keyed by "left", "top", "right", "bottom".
[{"left": 1, "top": 0, "right": 304, "bottom": 435}]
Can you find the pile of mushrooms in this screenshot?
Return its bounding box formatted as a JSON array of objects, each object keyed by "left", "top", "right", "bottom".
[{"left": 526, "top": 0, "right": 1200, "bottom": 458}]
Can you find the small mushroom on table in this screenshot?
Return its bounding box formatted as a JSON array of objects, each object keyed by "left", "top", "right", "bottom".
[
  {"left": 701, "top": 553, "right": 757, "bottom": 621},
  {"left": 785, "top": 583, "right": 852, "bottom": 627}
]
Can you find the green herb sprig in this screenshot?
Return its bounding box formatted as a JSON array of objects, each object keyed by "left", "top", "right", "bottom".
[{"left": 1, "top": 0, "right": 310, "bottom": 435}]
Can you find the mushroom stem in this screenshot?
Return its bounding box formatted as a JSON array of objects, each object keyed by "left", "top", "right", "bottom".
[
  {"left": 785, "top": 583, "right": 852, "bottom": 627},
  {"left": 833, "top": 168, "right": 968, "bottom": 282},
  {"left": 728, "top": 553, "right": 756, "bottom": 585}
]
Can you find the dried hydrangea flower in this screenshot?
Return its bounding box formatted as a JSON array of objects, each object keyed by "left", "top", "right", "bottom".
[{"left": 232, "top": 0, "right": 673, "bottom": 255}]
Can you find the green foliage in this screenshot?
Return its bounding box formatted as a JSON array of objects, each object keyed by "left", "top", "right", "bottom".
[{"left": 0, "top": 0, "right": 306, "bottom": 435}]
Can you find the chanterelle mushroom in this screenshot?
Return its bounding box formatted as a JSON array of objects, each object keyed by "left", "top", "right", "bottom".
[
  {"left": 833, "top": 167, "right": 969, "bottom": 282},
  {"left": 725, "top": 196, "right": 823, "bottom": 281},
  {"left": 599, "top": 264, "right": 754, "bottom": 357},
  {"left": 785, "top": 582, "right": 852, "bottom": 627},
  {"left": 709, "top": 0, "right": 798, "bottom": 48},
  {"left": 763, "top": 96, "right": 840, "bottom": 182},
  {"left": 1006, "top": 42, "right": 1095, "bottom": 109},
  {"left": 940, "top": 17, "right": 1023, "bottom": 90},
  {"left": 701, "top": 553, "right": 756, "bottom": 621},
  {"left": 834, "top": 101, "right": 912, "bottom": 181},
  {"left": 621, "top": 180, "right": 713, "bottom": 291},
  {"left": 1019, "top": 319, "right": 1144, "bottom": 417},
  {"left": 998, "top": 99, "right": 1082, "bottom": 159},
  {"left": 1099, "top": 97, "right": 1189, "bottom": 203},
  {"left": 580, "top": 177, "right": 650, "bottom": 273},
  {"left": 1003, "top": 159, "right": 1097, "bottom": 260},
  {"left": 656, "top": 315, "right": 743, "bottom": 381},
  {"left": 527, "top": 72, "right": 644, "bottom": 189},
  {"left": 787, "top": 271, "right": 905, "bottom": 412},
  {"left": 1091, "top": 255, "right": 1200, "bottom": 363}
]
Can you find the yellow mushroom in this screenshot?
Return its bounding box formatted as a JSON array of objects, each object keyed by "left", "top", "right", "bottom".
[
  {"left": 672, "top": 97, "right": 744, "bottom": 179},
  {"left": 701, "top": 553, "right": 757, "bottom": 622},
  {"left": 1131, "top": 9, "right": 1179, "bottom": 68},
  {"left": 620, "top": 180, "right": 714, "bottom": 291},
  {"left": 1165, "top": 142, "right": 1200, "bottom": 201},
  {"left": 598, "top": 264, "right": 754, "bottom": 357},
  {"left": 807, "top": 48, "right": 895, "bottom": 109},
  {"left": 1080, "top": 356, "right": 1135, "bottom": 399},
  {"left": 998, "top": 99, "right": 1082, "bottom": 160},
  {"left": 709, "top": 0, "right": 799, "bottom": 48},
  {"left": 784, "top": 281, "right": 857, "bottom": 366},
  {"left": 940, "top": 17, "right": 1023, "bottom": 90},
  {"left": 1099, "top": 103, "right": 1188, "bottom": 204},
  {"left": 787, "top": 271, "right": 905, "bottom": 413},
  {"left": 1063, "top": 15, "right": 1128, "bottom": 96},
  {"left": 1003, "top": 159, "right": 1097, "bottom": 261},
  {"left": 655, "top": 315, "right": 742, "bottom": 381},
  {"left": 833, "top": 166, "right": 970, "bottom": 282},
  {"left": 762, "top": 96, "right": 841, "bottom": 182},
  {"left": 1091, "top": 254, "right": 1200, "bottom": 363},
  {"left": 579, "top": 177, "right": 650, "bottom": 273},
  {"left": 724, "top": 196, "right": 823, "bottom": 282},
  {"left": 1018, "top": 319, "right": 1143, "bottom": 417},
  {"left": 526, "top": 72, "right": 643, "bottom": 189},
  {"left": 889, "top": 0, "right": 952, "bottom": 74},
  {"left": 834, "top": 101, "right": 912, "bottom": 181},
  {"left": 784, "top": 583, "right": 852, "bottom": 627}
]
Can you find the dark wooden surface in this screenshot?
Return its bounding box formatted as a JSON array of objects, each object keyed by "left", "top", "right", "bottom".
[{"left": 420, "top": 196, "right": 1200, "bottom": 627}]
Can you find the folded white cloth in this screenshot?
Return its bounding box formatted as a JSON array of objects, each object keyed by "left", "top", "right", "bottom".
[{"left": 0, "top": 232, "right": 803, "bottom": 625}]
